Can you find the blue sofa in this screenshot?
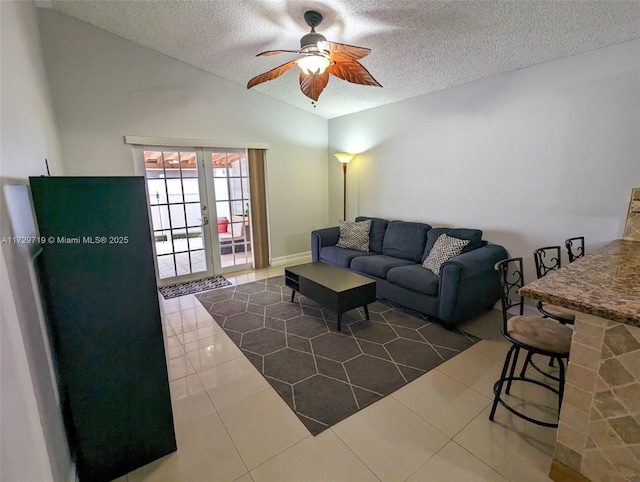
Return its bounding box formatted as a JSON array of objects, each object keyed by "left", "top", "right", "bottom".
[{"left": 311, "top": 216, "right": 508, "bottom": 329}]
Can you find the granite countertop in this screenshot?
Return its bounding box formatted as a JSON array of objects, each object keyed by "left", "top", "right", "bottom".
[{"left": 520, "top": 239, "right": 640, "bottom": 327}]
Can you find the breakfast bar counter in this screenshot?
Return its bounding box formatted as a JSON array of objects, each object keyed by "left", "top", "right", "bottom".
[{"left": 520, "top": 239, "right": 640, "bottom": 481}]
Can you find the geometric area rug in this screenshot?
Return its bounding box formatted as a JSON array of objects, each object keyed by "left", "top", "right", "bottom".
[
  {"left": 196, "top": 275, "right": 480, "bottom": 435},
  {"left": 159, "top": 274, "right": 231, "bottom": 299}
]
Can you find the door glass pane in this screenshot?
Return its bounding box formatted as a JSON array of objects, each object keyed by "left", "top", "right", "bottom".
[
  {"left": 228, "top": 178, "right": 243, "bottom": 199},
  {"left": 231, "top": 200, "right": 244, "bottom": 217},
  {"left": 180, "top": 152, "right": 197, "bottom": 178},
  {"left": 190, "top": 249, "right": 206, "bottom": 274},
  {"left": 212, "top": 153, "right": 227, "bottom": 174},
  {"left": 174, "top": 252, "right": 191, "bottom": 276},
  {"left": 169, "top": 205, "right": 186, "bottom": 229},
  {"left": 143, "top": 148, "right": 208, "bottom": 280},
  {"left": 228, "top": 153, "right": 242, "bottom": 176},
  {"left": 209, "top": 150, "right": 252, "bottom": 270},
  {"left": 216, "top": 201, "right": 230, "bottom": 221},
  {"left": 147, "top": 178, "right": 166, "bottom": 205},
  {"left": 235, "top": 249, "right": 248, "bottom": 265},
  {"left": 214, "top": 177, "right": 228, "bottom": 200},
  {"left": 185, "top": 203, "right": 201, "bottom": 227},
  {"left": 183, "top": 178, "right": 199, "bottom": 202},
  {"left": 166, "top": 179, "right": 183, "bottom": 203},
  {"left": 154, "top": 230, "right": 172, "bottom": 255},
  {"left": 150, "top": 205, "right": 169, "bottom": 232},
  {"left": 162, "top": 151, "right": 179, "bottom": 170},
  {"left": 172, "top": 229, "right": 188, "bottom": 253},
  {"left": 187, "top": 227, "right": 204, "bottom": 250},
  {"left": 157, "top": 254, "right": 176, "bottom": 279},
  {"left": 239, "top": 155, "right": 248, "bottom": 176}
]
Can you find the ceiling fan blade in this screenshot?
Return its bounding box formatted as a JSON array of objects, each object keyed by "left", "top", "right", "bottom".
[
  {"left": 328, "top": 61, "right": 382, "bottom": 87},
  {"left": 299, "top": 71, "right": 330, "bottom": 101},
  {"left": 247, "top": 60, "right": 299, "bottom": 89},
  {"left": 321, "top": 41, "right": 371, "bottom": 62},
  {"left": 256, "top": 49, "right": 303, "bottom": 57}
]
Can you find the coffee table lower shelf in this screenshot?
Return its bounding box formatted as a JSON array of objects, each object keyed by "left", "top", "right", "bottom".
[{"left": 285, "top": 262, "right": 377, "bottom": 331}]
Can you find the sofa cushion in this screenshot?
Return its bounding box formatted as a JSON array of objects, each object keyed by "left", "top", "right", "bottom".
[
  {"left": 381, "top": 221, "right": 431, "bottom": 262},
  {"left": 336, "top": 219, "right": 371, "bottom": 251},
  {"left": 320, "top": 246, "right": 377, "bottom": 268},
  {"left": 355, "top": 216, "right": 389, "bottom": 253},
  {"left": 217, "top": 217, "right": 229, "bottom": 233},
  {"left": 422, "top": 228, "right": 483, "bottom": 262},
  {"left": 387, "top": 264, "right": 440, "bottom": 296},
  {"left": 350, "top": 255, "right": 415, "bottom": 279},
  {"left": 422, "top": 234, "right": 470, "bottom": 276}
]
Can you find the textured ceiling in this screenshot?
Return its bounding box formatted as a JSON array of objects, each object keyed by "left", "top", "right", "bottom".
[{"left": 42, "top": 0, "right": 640, "bottom": 119}]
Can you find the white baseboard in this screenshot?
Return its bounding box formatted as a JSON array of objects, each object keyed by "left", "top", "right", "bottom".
[{"left": 270, "top": 251, "right": 312, "bottom": 267}]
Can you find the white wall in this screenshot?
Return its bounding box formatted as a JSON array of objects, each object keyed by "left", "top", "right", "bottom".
[
  {"left": 329, "top": 39, "right": 640, "bottom": 276},
  {"left": 0, "top": 1, "right": 72, "bottom": 481},
  {"left": 37, "top": 9, "right": 329, "bottom": 260}
]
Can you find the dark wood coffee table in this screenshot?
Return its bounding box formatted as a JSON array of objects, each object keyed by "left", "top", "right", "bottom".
[{"left": 285, "top": 262, "right": 377, "bottom": 331}]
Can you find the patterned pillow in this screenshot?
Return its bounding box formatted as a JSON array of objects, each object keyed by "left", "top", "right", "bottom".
[
  {"left": 336, "top": 219, "right": 372, "bottom": 252},
  {"left": 422, "top": 234, "right": 470, "bottom": 276}
]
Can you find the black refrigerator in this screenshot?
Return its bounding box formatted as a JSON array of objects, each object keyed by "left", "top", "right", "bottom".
[{"left": 29, "top": 176, "right": 176, "bottom": 481}]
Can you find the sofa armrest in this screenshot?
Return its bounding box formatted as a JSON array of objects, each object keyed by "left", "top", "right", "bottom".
[
  {"left": 311, "top": 227, "right": 340, "bottom": 261},
  {"left": 437, "top": 244, "right": 508, "bottom": 327}
]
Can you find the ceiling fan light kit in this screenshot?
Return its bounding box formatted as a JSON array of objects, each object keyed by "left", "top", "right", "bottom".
[
  {"left": 247, "top": 10, "right": 381, "bottom": 103},
  {"left": 297, "top": 55, "right": 331, "bottom": 75}
]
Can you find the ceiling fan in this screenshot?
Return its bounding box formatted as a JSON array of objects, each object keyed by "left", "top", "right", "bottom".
[{"left": 247, "top": 10, "right": 382, "bottom": 103}]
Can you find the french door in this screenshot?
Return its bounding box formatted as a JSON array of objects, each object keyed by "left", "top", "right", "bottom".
[{"left": 136, "top": 146, "right": 253, "bottom": 286}]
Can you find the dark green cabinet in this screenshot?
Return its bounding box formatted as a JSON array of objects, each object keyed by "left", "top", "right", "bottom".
[{"left": 30, "top": 177, "right": 176, "bottom": 481}]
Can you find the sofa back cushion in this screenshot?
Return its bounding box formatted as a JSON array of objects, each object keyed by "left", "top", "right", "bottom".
[
  {"left": 355, "top": 216, "right": 389, "bottom": 253},
  {"left": 382, "top": 221, "right": 431, "bottom": 262},
  {"left": 421, "top": 228, "right": 483, "bottom": 262}
]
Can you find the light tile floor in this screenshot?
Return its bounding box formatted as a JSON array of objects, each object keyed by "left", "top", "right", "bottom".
[{"left": 123, "top": 265, "right": 559, "bottom": 482}]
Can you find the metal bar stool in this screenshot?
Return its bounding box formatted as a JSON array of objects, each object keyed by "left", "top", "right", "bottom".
[
  {"left": 565, "top": 236, "right": 585, "bottom": 263},
  {"left": 533, "top": 246, "right": 576, "bottom": 325},
  {"left": 525, "top": 246, "right": 576, "bottom": 374},
  {"left": 489, "top": 258, "right": 571, "bottom": 427}
]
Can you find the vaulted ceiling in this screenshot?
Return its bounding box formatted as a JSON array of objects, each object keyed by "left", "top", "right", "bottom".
[{"left": 40, "top": 0, "right": 640, "bottom": 119}]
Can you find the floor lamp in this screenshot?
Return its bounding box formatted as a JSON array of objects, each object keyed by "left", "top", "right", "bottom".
[{"left": 334, "top": 153, "right": 354, "bottom": 221}]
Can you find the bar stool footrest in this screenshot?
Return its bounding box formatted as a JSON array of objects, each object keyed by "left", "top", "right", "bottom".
[{"left": 492, "top": 377, "right": 560, "bottom": 428}]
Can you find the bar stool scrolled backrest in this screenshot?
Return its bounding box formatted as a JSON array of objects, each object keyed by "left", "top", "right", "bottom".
[
  {"left": 495, "top": 256, "right": 525, "bottom": 326},
  {"left": 532, "top": 246, "right": 575, "bottom": 326},
  {"left": 565, "top": 237, "right": 585, "bottom": 263},
  {"left": 533, "top": 246, "right": 562, "bottom": 278}
]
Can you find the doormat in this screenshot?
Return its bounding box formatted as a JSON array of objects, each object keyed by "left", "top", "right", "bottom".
[
  {"left": 196, "top": 276, "right": 480, "bottom": 435},
  {"left": 159, "top": 275, "right": 231, "bottom": 299}
]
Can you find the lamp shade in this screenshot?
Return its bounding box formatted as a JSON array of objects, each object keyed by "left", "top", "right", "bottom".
[
  {"left": 298, "top": 55, "right": 331, "bottom": 75},
  {"left": 334, "top": 153, "right": 354, "bottom": 164}
]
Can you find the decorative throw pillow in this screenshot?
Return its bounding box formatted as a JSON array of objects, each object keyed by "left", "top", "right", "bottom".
[
  {"left": 336, "top": 219, "right": 372, "bottom": 252},
  {"left": 422, "top": 234, "right": 470, "bottom": 276},
  {"left": 217, "top": 217, "right": 229, "bottom": 233}
]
